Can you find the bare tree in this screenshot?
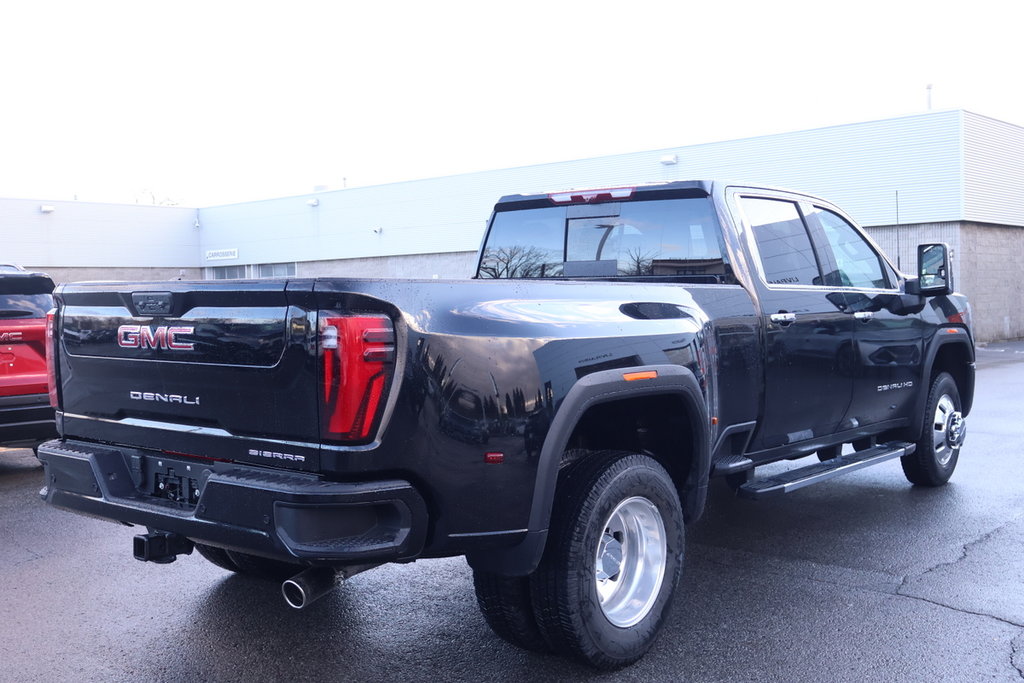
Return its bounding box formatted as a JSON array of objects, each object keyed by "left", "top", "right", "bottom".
[
  {"left": 478, "top": 245, "right": 556, "bottom": 278},
  {"left": 619, "top": 247, "right": 656, "bottom": 276}
]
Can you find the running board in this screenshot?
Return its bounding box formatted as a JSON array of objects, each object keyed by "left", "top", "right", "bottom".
[{"left": 738, "top": 441, "right": 916, "bottom": 500}]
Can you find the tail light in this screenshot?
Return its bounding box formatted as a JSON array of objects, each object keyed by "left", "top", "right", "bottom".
[
  {"left": 45, "top": 310, "right": 59, "bottom": 408},
  {"left": 320, "top": 314, "right": 395, "bottom": 442}
]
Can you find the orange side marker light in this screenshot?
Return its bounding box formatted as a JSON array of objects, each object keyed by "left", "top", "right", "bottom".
[{"left": 623, "top": 370, "right": 658, "bottom": 381}]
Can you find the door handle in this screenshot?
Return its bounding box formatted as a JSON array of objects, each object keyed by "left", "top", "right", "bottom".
[
  {"left": 770, "top": 312, "right": 796, "bottom": 326},
  {"left": 853, "top": 311, "right": 874, "bottom": 322}
]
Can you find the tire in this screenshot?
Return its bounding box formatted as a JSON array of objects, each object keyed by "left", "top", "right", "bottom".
[
  {"left": 724, "top": 470, "right": 751, "bottom": 491},
  {"left": 852, "top": 436, "right": 877, "bottom": 452},
  {"left": 817, "top": 444, "right": 842, "bottom": 462},
  {"left": 194, "top": 543, "right": 241, "bottom": 574},
  {"left": 472, "top": 571, "right": 550, "bottom": 652},
  {"left": 530, "top": 451, "right": 684, "bottom": 669},
  {"left": 901, "top": 372, "right": 965, "bottom": 486},
  {"left": 225, "top": 550, "right": 303, "bottom": 582}
]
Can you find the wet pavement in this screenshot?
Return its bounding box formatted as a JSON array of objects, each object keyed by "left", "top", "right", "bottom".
[{"left": 2, "top": 343, "right": 1022, "bottom": 681}]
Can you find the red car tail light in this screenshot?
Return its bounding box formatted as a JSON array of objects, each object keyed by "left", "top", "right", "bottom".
[
  {"left": 320, "top": 314, "right": 395, "bottom": 441},
  {"left": 45, "top": 310, "right": 59, "bottom": 407}
]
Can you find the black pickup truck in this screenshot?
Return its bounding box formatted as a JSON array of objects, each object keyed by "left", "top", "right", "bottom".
[{"left": 38, "top": 181, "right": 974, "bottom": 669}]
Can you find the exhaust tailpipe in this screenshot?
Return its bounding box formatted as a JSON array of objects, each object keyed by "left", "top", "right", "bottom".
[
  {"left": 282, "top": 566, "right": 340, "bottom": 609},
  {"left": 282, "top": 563, "right": 379, "bottom": 609}
]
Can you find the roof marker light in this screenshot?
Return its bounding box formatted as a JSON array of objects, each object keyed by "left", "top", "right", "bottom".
[{"left": 549, "top": 187, "right": 634, "bottom": 204}]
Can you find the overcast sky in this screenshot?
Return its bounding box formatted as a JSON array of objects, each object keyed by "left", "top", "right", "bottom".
[{"left": 1, "top": 0, "right": 1019, "bottom": 207}]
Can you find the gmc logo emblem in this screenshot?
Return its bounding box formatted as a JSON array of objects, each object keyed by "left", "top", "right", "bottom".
[
  {"left": 117, "top": 325, "right": 195, "bottom": 350},
  {"left": 0, "top": 332, "right": 23, "bottom": 342}
]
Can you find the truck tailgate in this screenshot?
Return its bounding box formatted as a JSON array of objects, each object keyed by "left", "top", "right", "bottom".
[
  {"left": 55, "top": 280, "right": 321, "bottom": 471},
  {"left": 0, "top": 317, "right": 48, "bottom": 396}
]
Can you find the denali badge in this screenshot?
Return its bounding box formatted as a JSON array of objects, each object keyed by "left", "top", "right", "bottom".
[
  {"left": 117, "top": 325, "right": 195, "bottom": 350},
  {"left": 129, "top": 391, "right": 200, "bottom": 405}
]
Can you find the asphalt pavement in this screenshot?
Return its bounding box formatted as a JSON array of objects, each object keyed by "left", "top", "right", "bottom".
[{"left": 2, "top": 342, "right": 1023, "bottom": 682}]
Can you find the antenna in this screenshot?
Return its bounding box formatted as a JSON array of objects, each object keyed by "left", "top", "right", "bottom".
[{"left": 895, "top": 189, "right": 902, "bottom": 270}]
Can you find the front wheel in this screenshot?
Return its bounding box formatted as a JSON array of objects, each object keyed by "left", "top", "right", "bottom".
[
  {"left": 901, "top": 372, "right": 965, "bottom": 486},
  {"left": 530, "top": 451, "right": 684, "bottom": 669}
]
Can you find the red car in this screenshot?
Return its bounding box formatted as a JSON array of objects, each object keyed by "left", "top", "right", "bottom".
[{"left": 0, "top": 266, "right": 57, "bottom": 448}]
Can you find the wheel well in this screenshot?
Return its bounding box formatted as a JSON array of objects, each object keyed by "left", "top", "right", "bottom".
[
  {"left": 563, "top": 394, "right": 696, "bottom": 507},
  {"left": 931, "top": 342, "right": 972, "bottom": 411}
]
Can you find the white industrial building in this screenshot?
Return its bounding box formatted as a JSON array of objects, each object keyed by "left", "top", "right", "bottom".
[{"left": 2, "top": 109, "right": 1022, "bottom": 342}]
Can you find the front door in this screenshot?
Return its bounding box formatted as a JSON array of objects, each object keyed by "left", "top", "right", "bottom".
[{"left": 805, "top": 205, "right": 925, "bottom": 430}]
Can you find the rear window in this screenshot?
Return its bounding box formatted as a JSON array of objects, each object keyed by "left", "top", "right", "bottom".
[
  {"left": 0, "top": 276, "right": 55, "bottom": 318},
  {"left": 478, "top": 198, "right": 734, "bottom": 282},
  {"left": 0, "top": 293, "right": 53, "bottom": 318}
]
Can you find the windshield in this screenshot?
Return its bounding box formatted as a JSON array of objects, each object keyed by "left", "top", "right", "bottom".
[{"left": 477, "top": 198, "right": 734, "bottom": 282}]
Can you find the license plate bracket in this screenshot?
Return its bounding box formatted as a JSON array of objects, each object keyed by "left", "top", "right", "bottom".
[{"left": 142, "top": 456, "right": 204, "bottom": 508}]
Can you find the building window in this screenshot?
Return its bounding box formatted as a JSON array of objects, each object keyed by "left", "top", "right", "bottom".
[
  {"left": 257, "top": 262, "right": 296, "bottom": 278},
  {"left": 206, "top": 262, "right": 297, "bottom": 280},
  {"left": 209, "top": 265, "right": 247, "bottom": 279}
]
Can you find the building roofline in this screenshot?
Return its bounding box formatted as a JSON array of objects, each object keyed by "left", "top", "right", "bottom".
[{"left": 200, "top": 109, "right": 1008, "bottom": 210}]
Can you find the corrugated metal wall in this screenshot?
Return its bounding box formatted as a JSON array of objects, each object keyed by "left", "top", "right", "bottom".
[
  {"left": 963, "top": 111, "right": 1024, "bottom": 227},
  {"left": 4, "top": 110, "right": 1022, "bottom": 276},
  {"left": 0, "top": 198, "right": 199, "bottom": 267},
  {"left": 198, "top": 111, "right": 968, "bottom": 267}
]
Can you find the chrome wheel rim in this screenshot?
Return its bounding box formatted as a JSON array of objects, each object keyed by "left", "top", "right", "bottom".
[
  {"left": 594, "top": 496, "right": 666, "bottom": 628},
  {"left": 932, "top": 394, "right": 964, "bottom": 466}
]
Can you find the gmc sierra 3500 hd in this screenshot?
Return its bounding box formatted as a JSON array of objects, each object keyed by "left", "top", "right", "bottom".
[{"left": 38, "top": 181, "right": 974, "bottom": 669}]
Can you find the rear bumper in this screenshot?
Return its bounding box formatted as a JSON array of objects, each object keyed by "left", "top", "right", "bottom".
[
  {"left": 37, "top": 439, "right": 428, "bottom": 566},
  {"left": 0, "top": 393, "right": 56, "bottom": 446}
]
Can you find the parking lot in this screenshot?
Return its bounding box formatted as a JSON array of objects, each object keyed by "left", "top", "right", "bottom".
[{"left": 2, "top": 343, "right": 1023, "bottom": 682}]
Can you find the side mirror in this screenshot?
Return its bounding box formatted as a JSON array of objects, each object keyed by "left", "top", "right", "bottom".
[{"left": 914, "top": 243, "right": 952, "bottom": 296}]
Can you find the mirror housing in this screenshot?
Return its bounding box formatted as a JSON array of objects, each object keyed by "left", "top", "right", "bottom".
[{"left": 907, "top": 243, "right": 952, "bottom": 296}]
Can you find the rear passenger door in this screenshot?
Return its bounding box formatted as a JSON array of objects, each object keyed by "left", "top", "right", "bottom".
[{"left": 731, "top": 191, "right": 855, "bottom": 454}]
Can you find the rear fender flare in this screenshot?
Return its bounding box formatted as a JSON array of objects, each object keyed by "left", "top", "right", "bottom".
[{"left": 468, "top": 364, "right": 708, "bottom": 576}]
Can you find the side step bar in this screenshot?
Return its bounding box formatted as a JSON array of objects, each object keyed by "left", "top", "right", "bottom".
[{"left": 738, "top": 441, "right": 916, "bottom": 500}]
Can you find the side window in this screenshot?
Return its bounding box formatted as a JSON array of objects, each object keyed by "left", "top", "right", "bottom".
[
  {"left": 740, "top": 197, "right": 821, "bottom": 286},
  {"left": 812, "top": 208, "right": 889, "bottom": 289}
]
